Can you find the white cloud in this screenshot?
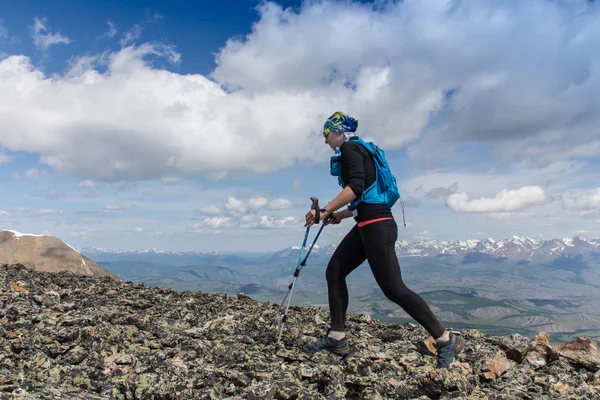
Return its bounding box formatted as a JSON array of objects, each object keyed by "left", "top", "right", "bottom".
[
  {"left": 104, "top": 204, "right": 124, "bottom": 211},
  {"left": 77, "top": 180, "right": 96, "bottom": 188},
  {"left": 0, "top": 149, "right": 13, "bottom": 164},
  {"left": 239, "top": 216, "right": 297, "bottom": 229},
  {"left": 32, "top": 17, "right": 71, "bottom": 50},
  {"left": 0, "top": 19, "right": 7, "bottom": 39},
  {"left": 25, "top": 167, "right": 47, "bottom": 179},
  {"left": 195, "top": 195, "right": 298, "bottom": 230},
  {"left": 198, "top": 205, "right": 222, "bottom": 216},
  {"left": 488, "top": 212, "right": 534, "bottom": 220},
  {"left": 561, "top": 188, "right": 600, "bottom": 211},
  {"left": 249, "top": 196, "right": 269, "bottom": 210},
  {"left": 0, "top": 210, "right": 9, "bottom": 216},
  {"left": 212, "top": 0, "right": 600, "bottom": 162},
  {"left": 105, "top": 21, "right": 117, "bottom": 38},
  {"left": 224, "top": 197, "right": 247, "bottom": 217},
  {"left": 133, "top": 227, "right": 143, "bottom": 233},
  {"left": 447, "top": 186, "right": 546, "bottom": 213},
  {"left": 120, "top": 24, "right": 141, "bottom": 47},
  {"left": 69, "top": 229, "right": 95, "bottom": 237},
  {"left": 415, "top": 230, "right": 431, "bottom": 240},
  {"left": 2, "top": 2, "right": 598, "bottom": 182},
  {"left": 161, "top": 176, "right": 180, "bottom": 185},
  {"left": 35, "top": 209, "right": 63, "bottom": 216},
  {"left": 267, "top": 198, "right": 293, "bottom": 210},
  {"left": 247, "top": 196, "right": 293, "bottom": 211},
  {"left": 203, "top": 217, "right": 235, "bottom": 230}
]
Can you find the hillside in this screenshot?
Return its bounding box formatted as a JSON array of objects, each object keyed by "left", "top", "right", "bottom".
[
  {"left": 0, "top": 230, "right": 118, "bottom": 280},
  {"left": 1, "top": 264, "right": 599, "bottom": 399}
]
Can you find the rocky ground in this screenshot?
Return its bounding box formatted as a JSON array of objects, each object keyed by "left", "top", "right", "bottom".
[{"left": 0, "top": 263, "right": 599, "bottom": 399}]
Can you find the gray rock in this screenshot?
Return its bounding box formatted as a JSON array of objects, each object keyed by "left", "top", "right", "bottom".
[{"left": 0, "top": 263, "right": 599, "bottom": 399}]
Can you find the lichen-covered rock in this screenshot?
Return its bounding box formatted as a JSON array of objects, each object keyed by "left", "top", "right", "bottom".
[
  {"left": 555, "top": 337, "right": 600, "bottom": 372},
  {"left": 0, "top": 263, "right": 599, "bottom": 399}
]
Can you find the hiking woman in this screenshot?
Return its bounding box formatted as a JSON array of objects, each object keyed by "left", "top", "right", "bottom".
[{"left": 304, "top": 111, "right": 464, "bottom": 368}]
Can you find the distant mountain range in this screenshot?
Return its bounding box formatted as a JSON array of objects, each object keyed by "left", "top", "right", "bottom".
[
  {"left": 395, "top": 235, "right": 600, "bottom": 261},
  {"left": 79, "top": 235, "right": 600, "bottom": 262},
  {"left": 79, "top": 247, "right": 224, "bottom": 256}
]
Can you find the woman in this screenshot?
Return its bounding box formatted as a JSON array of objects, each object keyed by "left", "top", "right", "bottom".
[{"left": 304, "top": 111, "right": 464, "bottom": 369}]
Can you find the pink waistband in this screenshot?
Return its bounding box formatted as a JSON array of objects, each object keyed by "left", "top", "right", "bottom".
[{"left": 357, "top": 217, "right": 393, "bottom": 228}]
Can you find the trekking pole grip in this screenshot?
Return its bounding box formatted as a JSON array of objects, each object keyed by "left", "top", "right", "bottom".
[{"left": 310, "top": 197, "right": 320, "bottom": 224}]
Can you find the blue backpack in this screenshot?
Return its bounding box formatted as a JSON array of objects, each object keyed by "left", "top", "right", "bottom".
[{"left": 330, "top": 138, "right": 406, "bottom": 225}]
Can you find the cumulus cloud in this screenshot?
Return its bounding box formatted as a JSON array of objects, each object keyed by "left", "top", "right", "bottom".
[
  {"left": 32, "top": 17, "right": 70, "bottom": 50},
  {"left": 0, "top": 44, "right": 322, "bottom": 180},
  {"left": 267, "top": 198, "right": 293, "bottom": 210},
  {"left": 25, "top": 167, "right": 47, "bottom": 179},
  {"left": 561, "top": 188, "right": 600, "bottom": 211},
  {"left": 224, "top": 197, "right": 247, "bottom": 217},
  {"left": 195, "top": 196, "right": 297, "bottom": 230},
  {"left": 248, "top": 196, "right": 269, "bottom": 210},
  {"left": 0, "top": 210, "right": 9, "bottom": 216},
  {"left": 198, "top": 205, "right": 222, "bottom": 216},
  {"left": 199, "top": 217, "right": 235, "bottom": 230},
  {"left": 0, "top": 1, "right": 599, "bottom": 182},
  {"left": 447, "top": 186, "right": 546, "bottom": 213},
  {"left": 213, "top": 1, "right": 600, "bottom": 160},
  {"left": 77, "top": 180, "right": 96, "bottom": 188},
  {"left": 239, "top": 216, "right": 297, "bottom": 229},
  {"left": 247, "top": 195, "right": 294, "bottom": 211}
]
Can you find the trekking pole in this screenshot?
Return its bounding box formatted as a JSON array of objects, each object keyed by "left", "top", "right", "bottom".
[{"left": 276, "top": 197, "right": 326, "bottom": 346}]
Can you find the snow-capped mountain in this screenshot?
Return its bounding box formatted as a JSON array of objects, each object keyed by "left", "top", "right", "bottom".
[
  {"left": 78, "top": 247, "right": 222, "bottom": 256},
  {"left": 275, "top": 235, "right": 600, "bottom": 262},
  {"left": 76, "top": 235, "right": 600, "bottom": 262},
  {"left": 394, "top": 235, "right": 600, "bottom": 261}
]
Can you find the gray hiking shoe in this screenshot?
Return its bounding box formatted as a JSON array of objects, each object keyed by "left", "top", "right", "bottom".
[
  {"left": 306, "top": 335, "right": 350, "bottom": 356},
  {"left": 436, "top": 333, "right": 464, "bottom": 368}
]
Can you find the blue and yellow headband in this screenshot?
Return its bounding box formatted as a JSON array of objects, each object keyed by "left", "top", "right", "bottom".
[{"left": 323, "top": 111, "right": 358, "bottom": 139}]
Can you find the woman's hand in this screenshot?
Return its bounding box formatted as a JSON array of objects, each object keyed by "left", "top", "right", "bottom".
[
  {"left": 304, "top": 208, "right": 331, "bottom": 227},
  {"left": 324, "top": 212, "right": 342, "bottom": 226}
]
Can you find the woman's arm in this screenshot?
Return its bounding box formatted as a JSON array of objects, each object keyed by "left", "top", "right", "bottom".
[
  {"left": 323, "top": 186, "right": 356, "bottom": 215},
  {"left": 336, "top": 209, "right": 353, "bottom": 219}
]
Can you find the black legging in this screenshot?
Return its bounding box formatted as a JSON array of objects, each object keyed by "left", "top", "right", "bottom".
[{"left": 326, "top": 218, "right": 446, "bottom": 338}]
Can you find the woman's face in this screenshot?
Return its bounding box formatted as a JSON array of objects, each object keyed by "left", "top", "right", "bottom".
[{"left": 325, "top": 131, "right": 344, "bottom": 150}]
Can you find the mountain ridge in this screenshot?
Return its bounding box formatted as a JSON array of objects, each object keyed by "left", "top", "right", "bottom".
[
  {"left": 79, "top": 235, "right": 600, "bottom": 262},
  {"left": 0, "top": 229, "right": 119, "bottom": 279}
]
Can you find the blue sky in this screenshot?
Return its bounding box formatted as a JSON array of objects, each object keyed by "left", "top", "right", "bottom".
[{"left": 1, "top": 0, "right": 600, "bottom": 252}]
